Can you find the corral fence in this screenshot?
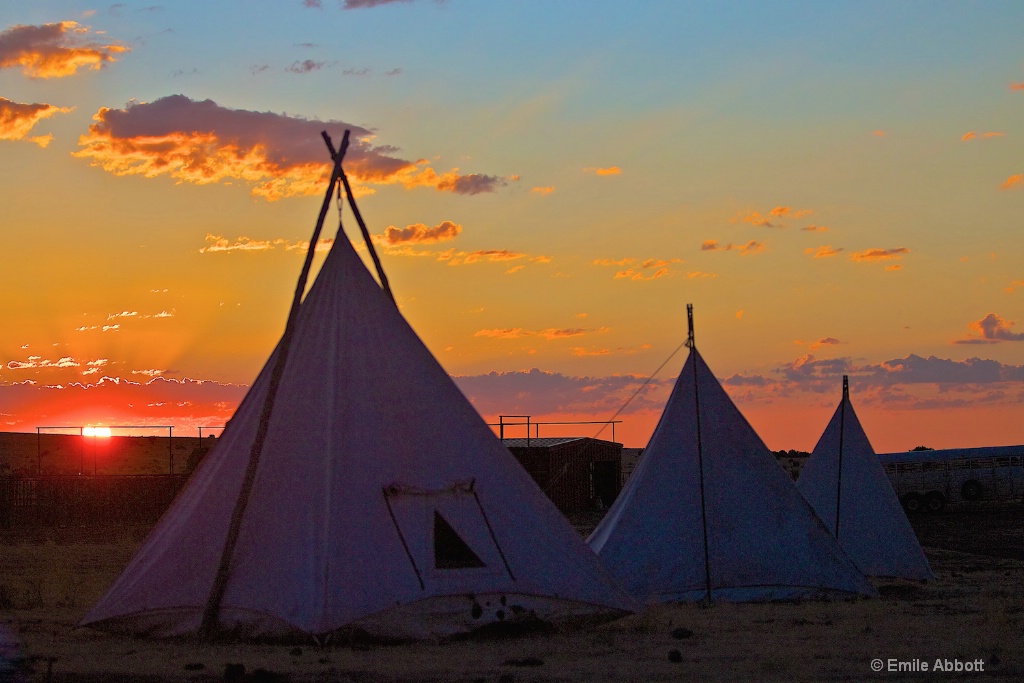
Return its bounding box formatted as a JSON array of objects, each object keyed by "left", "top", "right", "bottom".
[{"left": 0, "top": 474, "right": 188, "bottom": 528}]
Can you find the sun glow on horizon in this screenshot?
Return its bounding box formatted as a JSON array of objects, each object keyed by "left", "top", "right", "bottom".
[{"left": 83, "top": 426, "right": 112, "bottom": 437}]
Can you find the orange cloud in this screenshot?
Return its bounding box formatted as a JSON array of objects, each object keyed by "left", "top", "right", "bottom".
[
  {"left": 687, "top": 271, "right": 717, "bottom": 279},
  {"left": 439, "top": 248, "right": 532, "bottom": 266},
  {"left": 593, "top": 255, "right": 679, "bottom": 280},
  {"left": 597, "top": 256, "right": 681, "bottom": 281},
  {"left": 872, "top": 130, "right": 886, "bottom": 137},
  {"left": 1005, "top": 279, "right": 1024, "bottom": 294},
  {"left": 74, "top": 95, "right": 510, "bottom": 201},
  {"left": 809, "top": 337, "right": 842, "bottom": 350},
  {"left": 954, "top": 313, "right": 1024, "bottom": 344},
  {"left": 377, "top": 220, "right": 461, "bottom": 245},
  {"left": 0, "top": 21, "right": 128, "bottom": 78},
  {"left": 963, "top": 131, "right": 1006, "bottom": 141},
  {"left": 742, "top": 211, "right": 776, "bottom": 228},
  {"left": 850, "top": 247, "right": 909, "bottom": 263},
  {"left": 805, "top": 245, "right": 843, "bottom": 259},
  {"left": 531, "top": 186, "right": 555, "bottom": 195},
  {"left": 1010, "top": 83, "right": 1024, "bottom": 91},
  {"left": 570, "top": 344, "right": 650, "bottom": 357},
  {"left": 1000, "top": 173, "right": 1023, "bottom": 190},
  {"left": 474, "top": 327, "right": 603, "bottom": 341},
  {"left": 614, "top": 267, "right": 671, "bottom": 281},
  {"left": 583, "top": 166, "right": 622, "bottom": 176},
  {"left": 0, "top": 97, "right": 72, "bottom": 146},
  {"left": 801, "top": 225, "right": 828, "bottom": 232},
  {"left": 474, "top": 328, "right": 527, "bottom": 339},
  {"left": 198, "top": 234, "right": 333, "bottom": 253},
  {"left": 570, "top": 347, "right": 611, "bottom": 357},
  {"left": 702, "top": 240, "right": 764, "bottom": 255}
]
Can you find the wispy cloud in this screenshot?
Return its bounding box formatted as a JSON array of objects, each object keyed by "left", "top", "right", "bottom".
[
  {"left": 199, "top": 234, "right": 334, "bottom": 253},
  {"left": 808, "top": 337, "right": 842, "bottom": 350},
  {"left": 801, "top": 225, "right": 828, "bottom": 232},
  {"left": 804, "top": 245, "right": 843, "bottom": 259},
  {"left": 453, "top": 368, "right": 672, "bottom": 417},
  {"left": 474, "top": 327, "right": 604, "bottom": 341},
  {"left": 701, "top": 239, "right": 764, "bottom": 255},
  {"left": 441, "top": 248, "right": 530, "bottom": 266},
  {"left": 6, "top": 356, "right": 80, "bottom": 370},
  {"left": 850, "top": 247, "right": 909, "bottom": 263},
  {"left": 742, "top": 211, "right": 777, "bottom": 228},
  {"left": 741, "top": 206, "right": 813, "bottom": 229},
  {"left": 344, "top": 0, "right": 415, "bottom": 8},
  {"left": 0, "top": 375, "right": 249, "bottom": 431},
  {"left": 531, "top": 186, "right": 555, "bottom": 195},
  {"left": 962, "top": 131, "right": 1006, "bottom": 141},
  {"left": 1010, "top": 83, "right": 1024, "bottom": 91},
  {"left": 74, "top": 95, "right": 512, "bottom": 201},
  {"left": 1005, "top": 279, "right": 1024, "bottom": 294},
  {"left": 583, "top": 166, "right": 622, "bottom": 176},
  {"left": 0, "top": 97, "right": 72, "bottom": 146},
  {"left": 0, "top": 21, "right": 129, "bottom": 78},
  {"left": 1000, "top": 173, "right": 1023, "bottom": 190},
  {"left": 595, "top": 256, "right": 683, "bottom": 281},
  {"left": 286, "top": 59, "right": 330, "bottom": 74}
]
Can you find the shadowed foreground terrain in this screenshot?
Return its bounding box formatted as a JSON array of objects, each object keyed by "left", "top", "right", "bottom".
[{"left": 0, "top": 510, "right": 1021, "bottom": 682}]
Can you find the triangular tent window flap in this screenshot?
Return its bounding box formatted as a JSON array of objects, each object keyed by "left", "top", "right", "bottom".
[{"left": 434, "top": 511, "right": 486, "bottom": 569}]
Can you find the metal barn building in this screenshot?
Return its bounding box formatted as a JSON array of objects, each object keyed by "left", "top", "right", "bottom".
[{"left": 503, "top": 437, "right": 623, "bottom": 513}]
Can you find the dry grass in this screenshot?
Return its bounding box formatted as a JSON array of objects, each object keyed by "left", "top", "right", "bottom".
[{"left": 0, "top": 537, "right": 1021, "bottom": 682}]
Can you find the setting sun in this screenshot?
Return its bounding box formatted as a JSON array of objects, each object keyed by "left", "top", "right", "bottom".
[{"left": 83, "top": 426, "right": 112, "bottom": 438}]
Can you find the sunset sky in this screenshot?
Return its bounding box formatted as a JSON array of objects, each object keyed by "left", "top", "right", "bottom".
[{"left": 2, "top": 1, "right": 1022, "bottom": 452}]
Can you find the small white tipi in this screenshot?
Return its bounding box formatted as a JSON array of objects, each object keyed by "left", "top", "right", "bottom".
[
  {"left": 796, "top": 377, "right": 933, "bottom": 580},
  {"left": 81, "top": 141, "right": 634, "bottom": 639},
  {"left": 588, "top": 307, "right": 875, "bottom": 603}
]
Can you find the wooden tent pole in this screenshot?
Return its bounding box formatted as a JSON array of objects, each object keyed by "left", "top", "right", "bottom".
[
  {"left": 200, "top": 131, "right": 351, "bottom": 638},
  {"left": 321, "top": 132, "right": 395, "bottom": 304},
  {"left": 688, "top": 304, "right": 713, "bottom": 603},
  {"left": 835, "top": 375, "right": 848, "bottom": 540}
]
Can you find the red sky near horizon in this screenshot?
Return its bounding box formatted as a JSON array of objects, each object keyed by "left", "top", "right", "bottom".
[{"left": 2, "top": 4, "right": 1023, "bottom": 452}]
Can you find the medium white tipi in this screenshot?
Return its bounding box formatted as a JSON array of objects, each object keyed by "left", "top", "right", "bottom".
[
  {"left": 796, "top": 377, "right": 933, "bottom": 580},
  {"left": 81, "top": 137, "right": 634, "bottom": 639},
  {"left": 588, "top": 307, "right": 875, "bottom": 603}
]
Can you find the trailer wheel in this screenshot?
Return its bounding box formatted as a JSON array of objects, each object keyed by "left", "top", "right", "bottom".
[
  {"left": 924, "top": 491, "right": 946, "bottom": 513},
  {"left": 901, "top": 493, "right": 922, "bottom": 513},
  {"left": 961, "top": 479, "right": 983, "bottom": 501}
]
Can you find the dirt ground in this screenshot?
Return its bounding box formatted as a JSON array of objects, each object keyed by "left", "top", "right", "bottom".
[{"left": 1, "top": 508, "right": 1021, "bottom": 682}]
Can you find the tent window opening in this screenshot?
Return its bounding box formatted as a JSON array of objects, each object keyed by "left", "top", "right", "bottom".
[{"left": 434, "top": 511, "right": 486, "bottom": 569}]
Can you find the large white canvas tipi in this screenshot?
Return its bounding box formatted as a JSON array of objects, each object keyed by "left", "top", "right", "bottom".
[
  {"left": 588, "top": 307, "right": 875, "bottom": 603},
  {"left": 796, "top": 377, "right": 933, "bottom": 580},
  {"left": 81, "top": 139, "right": 634, "bottom": 639}
]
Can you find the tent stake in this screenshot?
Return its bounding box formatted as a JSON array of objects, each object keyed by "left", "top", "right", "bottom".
[{"left": 200, "top": 131, "right": 351, "bottom": 638}]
